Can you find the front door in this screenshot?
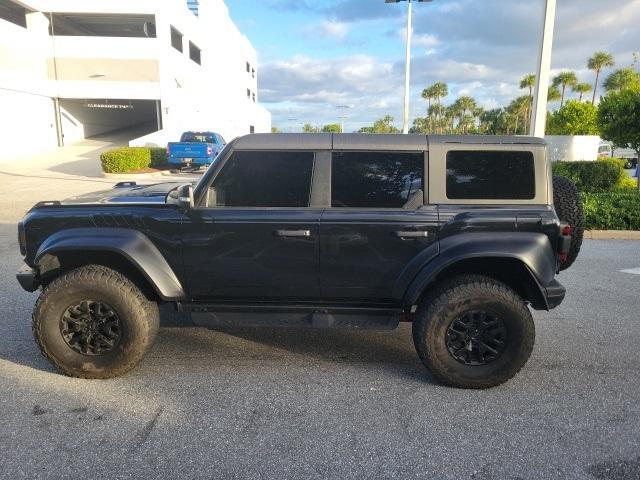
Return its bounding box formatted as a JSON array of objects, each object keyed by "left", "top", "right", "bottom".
[
  {"left": 182, "top": 150, "right": 321, "bottom": 300},
  {"left": 320, "top": 151, "right": 439, "bottom": 302}
]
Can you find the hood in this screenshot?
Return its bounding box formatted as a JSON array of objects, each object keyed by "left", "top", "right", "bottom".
[{"left": 61, "top": 182, "right": 183, "bottom": 205}]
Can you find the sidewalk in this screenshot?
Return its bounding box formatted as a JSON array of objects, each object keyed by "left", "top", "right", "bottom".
[{"left": 0, "top": 133, "right": 173, "bottom": 223}]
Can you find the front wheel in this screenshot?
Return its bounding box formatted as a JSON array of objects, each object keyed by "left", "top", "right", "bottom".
[
  {"left": 32, "top": 265, "right": 159, "bottom": 379},
  {"left": 413, "top": 275, "right": 535, "bottom": 389}
]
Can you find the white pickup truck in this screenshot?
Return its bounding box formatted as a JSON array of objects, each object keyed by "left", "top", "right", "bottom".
[{"left": 598, "top": 142, "right": 638, "bottom": 169}]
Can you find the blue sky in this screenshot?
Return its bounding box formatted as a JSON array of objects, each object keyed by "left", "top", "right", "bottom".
[{"left": 226, "top": 0, "right": 640, "bottom": 132}]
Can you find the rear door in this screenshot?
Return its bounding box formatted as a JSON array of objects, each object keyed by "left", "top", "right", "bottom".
[{"left": 319, "top": 151, "right": 439, "bottom": 302}]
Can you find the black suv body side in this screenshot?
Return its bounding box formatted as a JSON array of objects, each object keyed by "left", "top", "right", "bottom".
[{"left": 17, "top": 134, "right": 572, "bottom": 386}]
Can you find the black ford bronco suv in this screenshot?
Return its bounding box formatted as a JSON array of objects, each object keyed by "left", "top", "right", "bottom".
[{"left": 17, "top": 134, "right": 584, "bottom": 388}]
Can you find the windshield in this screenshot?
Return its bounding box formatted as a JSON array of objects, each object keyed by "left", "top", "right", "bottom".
[{"left": 180, "top": 132, "right": 218, "bottom": 144}]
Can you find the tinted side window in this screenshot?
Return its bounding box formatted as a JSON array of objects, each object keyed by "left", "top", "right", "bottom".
[
  {"left": 209, "top": 151, "right": 314, "bottom": 207},
  {"left": 446, "top": 150, "right": 535, "bottom": 200},
  {"left": 331, "top": 152, "right": 424, "bottom": 208}
]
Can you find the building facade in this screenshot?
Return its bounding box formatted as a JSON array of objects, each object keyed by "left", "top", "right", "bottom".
[{"left": 0, "top": 0, "right": 271, "bottom": 158}]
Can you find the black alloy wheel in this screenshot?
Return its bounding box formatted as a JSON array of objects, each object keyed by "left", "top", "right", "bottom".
[
  {"left": 60, "top": 300, "right": 122, "bottom": 356},
  {"left": 445, "top": 311, "right": 507, "bottom": 366}
]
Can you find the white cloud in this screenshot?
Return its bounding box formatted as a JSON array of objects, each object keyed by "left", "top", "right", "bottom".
[
  {"left": 261, "top": 0, "right": 640, "bottom": 129},
  {"left": 318, "top": 20, "right": 350, "bottom": 40}
]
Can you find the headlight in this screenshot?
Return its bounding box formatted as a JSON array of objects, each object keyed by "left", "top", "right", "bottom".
[{"left": 18, "top": 221, "right": 26, "bottom": 256}]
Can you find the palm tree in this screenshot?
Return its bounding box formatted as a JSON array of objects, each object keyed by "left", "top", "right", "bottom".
[
  {"left": 547, "top": 86, "right": 561, "bottom": 104},
  {"left": 519, "top": 74, "right": 536, "bottom": 133},
  {"left": 431, "top": 82, "right": 448, "bottom": 105},
  {"left": 445, "top": 105, "right": 458, "bottom": 133},
  {"left": 587, "top": 51, "right": 614, "bottom": 104},
  {"left": 572, "top": 82, "right": 592, "bottom": 102},
  {"left": 428, "top": 104, "right": 446, "bottom": 134},
  {"left": 507, "top": 96, "right": 530, "bottom": 135},
  {"left": 421, "top": 87, "right": 434, "bottom": 110},
  {"left": 603, "top": 67, "right": 640, "bottom": 92},
  {"left": 431, "top": 82, "right": 448, "bottom": 133},
  {"left": 452, "top": 96, "right": 477, "bottom": 134},
  {"left": 552, "top": 71, "right": 578, "bottom": 108}
]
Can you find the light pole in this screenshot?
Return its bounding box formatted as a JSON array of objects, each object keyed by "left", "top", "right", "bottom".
[
  {"left": 530, "top": 0, "right": 556, "bottom": 137},
  {"left": 386, "top": 0, "right": 432, "bottom": 134},
  {"left": 335, "top": 105, "right": 352, "bottom": 133}
]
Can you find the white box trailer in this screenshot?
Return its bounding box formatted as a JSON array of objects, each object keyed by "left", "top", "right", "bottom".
[{"left": 544, "top": 135, "right": 601, "bottom": 162}]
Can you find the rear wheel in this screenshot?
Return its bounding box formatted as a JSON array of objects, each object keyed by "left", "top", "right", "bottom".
[
  {"left": 553, "top": 175, "right": 584, "bottom": 270},
  {"left": 32, "top": 265, "right": 159, "bottom": 379},
  {"left": 413, "top": 275, "right": 535, "bottom": 389}
]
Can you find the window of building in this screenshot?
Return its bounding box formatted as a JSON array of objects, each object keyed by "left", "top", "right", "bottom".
[
  {"left": 247, "top": 89, "right": 251, "bottom": 99},
  {"left": 208, "top": 151, "right": 314, "bottom": 208},
  {"left": 47, "top": 13, "right": 157, "bottom": 37},
  {"left": 246, "top": 62, "right": 251, "bottom": 73},
  {"left": 252, "top": 93, "right": 256, "bottom": 103},
  {"left": 251, "top": 68, "right": 255, "bottom": 78},
  {"left": 331, "top": 152, "right": 424, "bottom": 208},
  {"left": 0, "top": 0, "right": 30, "bottom": 28},
  {"left": 249, "top": 126, "right": 255, "bottom": 134},
  {"left": 189, "top": 41, "right": 201, "bottom": 65},
  {"left": 170, "top": 26, "right": 183, "bottom": 52},
  {"left": 446, "top": 150, "right": 535, "bottom": 200}
]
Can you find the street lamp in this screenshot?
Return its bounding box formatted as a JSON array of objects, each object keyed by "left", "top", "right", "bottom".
[
  {"left": 386, "top": 0, "right": 432, "bottom": 134},
  {"left": 529, "top": 0, "right": 556, "bottom": 137},
  {"left": 335, "top": 105, "right": 352, "bottom": 133}
]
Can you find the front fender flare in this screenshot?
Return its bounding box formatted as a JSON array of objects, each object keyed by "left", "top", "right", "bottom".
[
  {"left": 403, "top": 232, "right": 556, "bottom": 307},
  {"left": 35, "top": 228, "right": 185, "bottom": 301}
]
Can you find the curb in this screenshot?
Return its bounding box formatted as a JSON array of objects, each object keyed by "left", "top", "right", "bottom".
[
  {"left": 585, "top": 230, "right": 640, "bottom": 240},
  {"left": 101, "top": 171, "right": 165, "bottom": 180},
  {"left": 101, "top": 171, "right": 201, "bottom": 181}
]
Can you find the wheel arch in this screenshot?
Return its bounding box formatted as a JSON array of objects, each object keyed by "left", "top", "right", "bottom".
[
  {"left": 34, "top": 228, "right": 185, "bottom": 301},
  {"left": 402, "top": 232, "right": 556, "bottom": 311}
]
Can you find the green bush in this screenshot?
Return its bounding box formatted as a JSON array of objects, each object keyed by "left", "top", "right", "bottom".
[
  {"left": 100, "top": 147, "right": 169, "bottom": 173},
  {"left": 547, "top": 100, "right": 599, "bottom": 135},
  {"left": 552, "top": 159, "right": 624, "bottom": 192},
  {"left": 150, "top": 147, "right": 168, "bottom": 168},
  {"left": 582, "top": 189, "right": 640, "bottom": 230},
  {"left": 100, "top": 147, "right": 150, "bottom": 173}
]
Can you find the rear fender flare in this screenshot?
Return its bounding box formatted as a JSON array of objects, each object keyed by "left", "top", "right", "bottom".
[{"left": 403, "top": 232, "right": 556, "bottom": 308}]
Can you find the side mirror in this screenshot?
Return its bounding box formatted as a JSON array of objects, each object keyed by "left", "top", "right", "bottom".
[{"left": 178, "top": 184, "right": 194, "bottom": 209}]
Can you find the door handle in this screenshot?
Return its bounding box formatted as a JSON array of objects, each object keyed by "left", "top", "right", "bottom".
[
  {"left": 394, "top": 231, "right": 429, "bottom": 239},
  {"left": 274, "top": 229, "right": 312, "bottom": 238}
]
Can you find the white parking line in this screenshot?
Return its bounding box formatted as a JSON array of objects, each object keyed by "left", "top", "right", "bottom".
[{"left": 620, "top": 267, "right": 640, "bottom": 275}]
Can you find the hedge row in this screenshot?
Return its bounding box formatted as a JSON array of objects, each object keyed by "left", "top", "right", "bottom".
[
  {"left": 552, "top": 158, "right": 626, "bottom": 192},
  {"left": 582, "top": 189, "right": 640, "bottom": 230},
  {"left": 100, "top": 147, "right": 168, "bottom": 173}
]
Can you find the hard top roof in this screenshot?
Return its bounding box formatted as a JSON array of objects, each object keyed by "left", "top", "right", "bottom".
[{"left": 233, "top": 133, "right": 546, "bottom": 151}]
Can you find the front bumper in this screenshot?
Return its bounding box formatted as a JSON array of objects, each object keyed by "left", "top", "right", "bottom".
[
  {"left": 16, "top": 264, "right": 39, "bottom": 292},
  {"left": 544, "top": 279, "right": 566, "bottom": 310}
]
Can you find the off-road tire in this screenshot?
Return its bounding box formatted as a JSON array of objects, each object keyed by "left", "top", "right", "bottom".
[
  {"left": 32, "top": 265, "right": 159, "bottom": 379},
  {"left": 553, "top": 175, "right": 584, "bottom": 270},
  {"left": 412, "top": 275, "right": 535, "bottom": 389}
]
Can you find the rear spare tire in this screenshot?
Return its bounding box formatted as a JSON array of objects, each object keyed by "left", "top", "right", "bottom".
[{"left": 553, "top": 175, "right": 584, "bottom": 270}]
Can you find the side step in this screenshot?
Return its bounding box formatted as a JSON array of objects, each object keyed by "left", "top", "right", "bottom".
[{"left": 185, "top": 303, "right": 401, "bottom": 330}]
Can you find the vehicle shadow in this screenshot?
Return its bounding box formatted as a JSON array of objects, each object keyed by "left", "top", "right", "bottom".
[
  {"left": 1, "top": 296, "right": 434, "bottom": 385},
  {"left": 154, "top": 318, "right": 435, "bottom": 385}
]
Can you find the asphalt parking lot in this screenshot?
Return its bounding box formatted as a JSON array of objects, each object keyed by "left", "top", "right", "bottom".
[{"left": 0, "top": 160, "right": 639, "bottom": 479}]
